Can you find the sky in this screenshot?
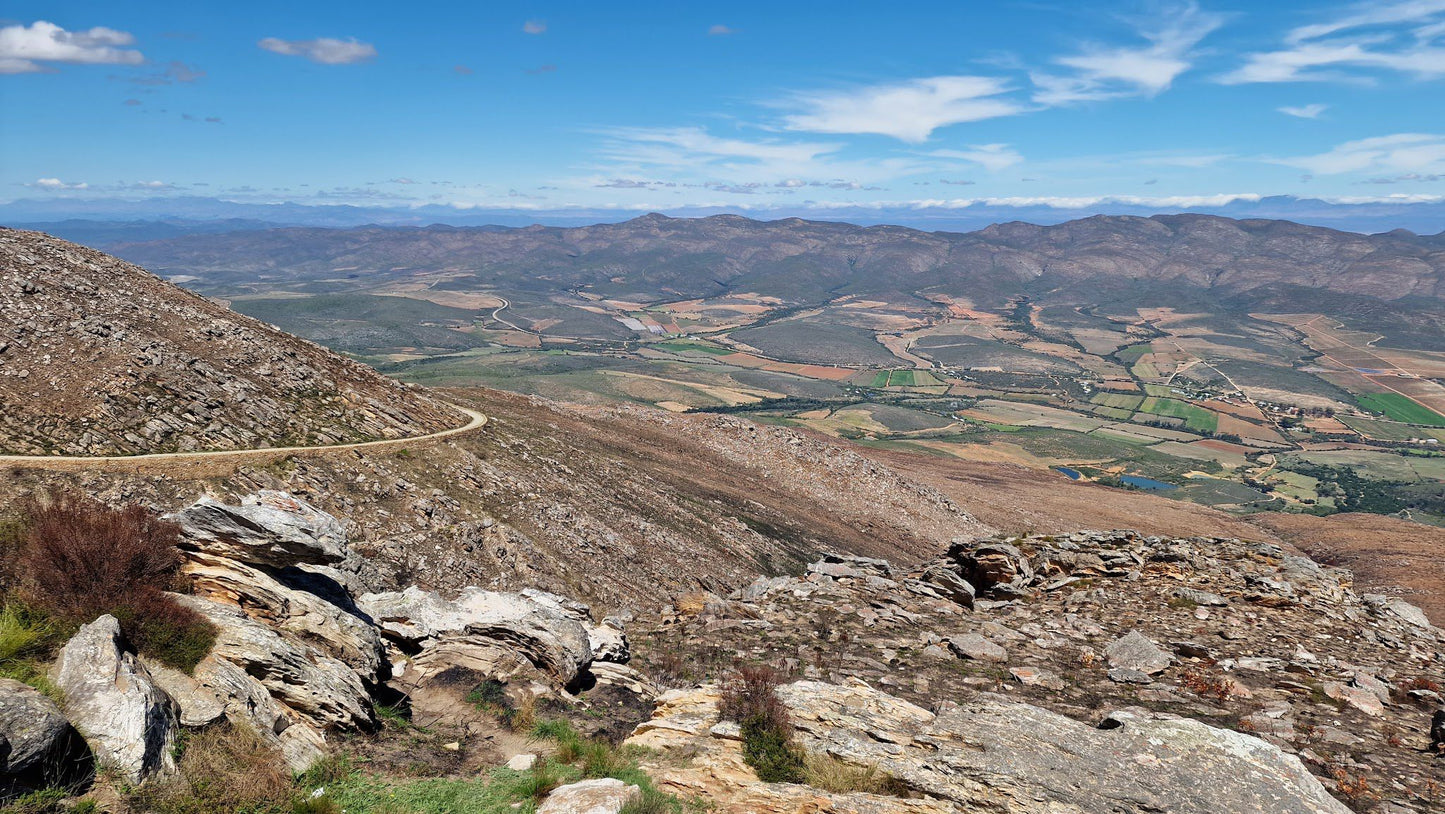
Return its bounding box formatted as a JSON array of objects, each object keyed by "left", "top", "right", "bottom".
[{"left": 2, "top": 0, "right": 1444, "bottom": 221}]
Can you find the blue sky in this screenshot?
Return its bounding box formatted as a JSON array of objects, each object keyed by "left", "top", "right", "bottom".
[{"left": 2, "top": 0, "right": 1444, "bottom": 218}]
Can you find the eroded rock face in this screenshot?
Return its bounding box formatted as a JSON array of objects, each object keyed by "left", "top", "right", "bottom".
[
  {"left": 630, "top": 679, "right": 1349, "bottom": 814},
  {"left": 51, "top": 616, "right": 178, "bottom": 783},
  {"left": 182, "top": 550, "right": 384, "bottom": 681},
  {"left": 177, "top": 595, "right": 375, "bottom": 733},
  {"left": 0, "top": 679, "right": 86, "bottom": 787},
  {"left": 167, "top": 490, "right": 347, "bottom": 568},
  {"left": 358, "top": 586, "right": 594, "bottom": 687}
]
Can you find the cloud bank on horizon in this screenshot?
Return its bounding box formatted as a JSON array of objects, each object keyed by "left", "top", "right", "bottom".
[{"left": 2, "top": 0, "right": 1444, "bottom": 223}]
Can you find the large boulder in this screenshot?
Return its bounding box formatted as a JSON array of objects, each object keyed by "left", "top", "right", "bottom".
[
  {"left": 176, "top": 595, "right": 374, "bottom": 733},
  {"left": 51, "top": 616, "right": 178, "bottom": 783},
  {"left": 0, "top": 679, "right": 87, "bottom": 788},
  {"left": 182, "top": 550, "right": 384, "bottom": 681},
  {"left": 166, "top": 490, "right": 346, "bottom": 568},
  {"left": 357, "top": 586, "right": 593, "bottom": 688},
  {"left": 1104, "top": 630, "right": 1173, "bottom": 675}
]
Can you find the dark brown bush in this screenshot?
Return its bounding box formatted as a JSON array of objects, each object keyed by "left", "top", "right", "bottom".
[
  {"left": 16, "top": 492, "right": 181, "bottom": 620},
  {"left": 12, "top": 492, "right": 215, "bottom": 672},
  {"left": 719, "top": 664, "right": 805, "bottom": 783},
  {"left": 719, "top": 664, "right": 792, "bottom": 732}
]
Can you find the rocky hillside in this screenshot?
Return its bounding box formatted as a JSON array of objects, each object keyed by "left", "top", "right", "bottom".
[
  {"left": 0, "top": 387, "right": 988, "bottom": 606},
  {"left": 629, "top": 530, "right": 1445, "bottom": 812},
  {"left": 113, "top": 212, "right": 1445, "bottom": 306},
  {"left": 0, "top": 228, "right": 459, "bottom": 455}
]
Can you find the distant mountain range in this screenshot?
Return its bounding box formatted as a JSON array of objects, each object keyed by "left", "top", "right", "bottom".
[
  {"left": 102, "top": 211, "right": 1445, "bottom": 350},
  {"left": 5, "top": 193, "right": 1445, "bottom": 238}
]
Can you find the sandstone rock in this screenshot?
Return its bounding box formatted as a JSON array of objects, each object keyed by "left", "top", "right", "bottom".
[
  {"left": 506, "top": 753, "right": 537, "bottom": 771},
  {"left": 51, "top": 616, "right": 178, "bottom": 783},
  {"left": 182, "top": 550, "right": 384, "bottom": 681},
  {"left": 144, "top": 661, "right": 227, "bottom": 728},
  {"left": 1323, "top": 681, "right": 1385, "bottom": 717},
  {"left": 950, "top": 540, "right": 1033, "bottom": 595},
  {"left": 586, "top": 619, "right": 630, "bottom": 664},
  {"left": 1105, "top": 630, "right": 1173, "bottom": 675},
  {"left": 948, "top": 633, "right": 1008, "bottom": 663},
  {"left": 357, "top": 586, "right": 592, "bottom": 687},
  {"left": 536, "top": 778, "right": 639, "bottom": 814},
  {"left": 0, "top": 678, "right": 84, "bottom": 785},
  {"left": 178, "top": 595, "right": 374, "bottom": 732},
  {"left": 780, "top": 680, "right": 1349, "bottom": 814},
  {"left": 168, "top": 491, "right": 346, "bottom": 568},
  {"left": 916, "top": 564, "right": 975, "bottom": 609}
]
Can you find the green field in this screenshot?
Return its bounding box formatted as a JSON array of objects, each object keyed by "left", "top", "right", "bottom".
[
  {"left": 652, "top": 340, "right": 733, "bottom": 356},
  {"left": 1356, "top": 392, "right": 1445, "bottom": 426},
  {"left": 867, "top": 370, "right": 891, "bottom": 388},
  {"left": 1091, "top": 392, "right": 1145, "bottom": 410},
  {"left": 1138, "top": 397, "right": 1219, "bottom": 434},
  {"left": 1091, "top": 406, "right": 1134, "bottom": 420}
]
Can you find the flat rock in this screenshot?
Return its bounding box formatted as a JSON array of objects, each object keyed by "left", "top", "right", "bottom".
[
  {"left": 1105, "top": 630, "right": 1173, "bottom": 675},
  {"left": 536, "top": 778, "right": 640, "bottom": 814},
  {"left": 948, "top": 633, "right": 1008, "bottom": 663}
]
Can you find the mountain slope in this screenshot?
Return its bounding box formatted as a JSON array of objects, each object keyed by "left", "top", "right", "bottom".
[
  {"left": 0, "top": 228, "right": 460, "bottom": 455},
  {"left": 113, "top": 212, "right": 1445, "bottom": 306}
]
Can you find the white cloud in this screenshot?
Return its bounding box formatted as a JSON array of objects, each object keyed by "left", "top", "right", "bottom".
[
  {"left": 0, "top": 20, "right": 143, "bottom": 74},
  {"left": 1031, "top": 2, "right": 1225, "bottom": 105},
  {"left": 31, "top": 177, "right": 88, "bottom": 190},
  {"left": 590, "top": 126, "right": 924, "bottom": 188},
  {"left": 258, "top": 36, "right": 376, "bottom": 65},
  {"left": 1222, "top": 0, "right": 1445, "bottom": 83},
  {"left": 926, "top": 144, "right": 1024, "bottom": 171},
  {"left": 523, "top": 20, "right": 547, "bottom": 35},
  {"left": 1279, "top": 103, "right": 1329, "bottom": 118},
  {"left": 782, "top": 76, "right": 1024, "bottom": 142},
  {"left": 708, "top": 25, "right": 736, "bottom": 36},
  {"left": 1275, "top": 133, "right": 1445, "bottom": 174}
]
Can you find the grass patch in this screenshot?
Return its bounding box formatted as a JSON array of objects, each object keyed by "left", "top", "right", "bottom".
[
  {"left": 125, "top": 725, "right": 295, "bottom": 814},
  {"left": 1357, "top": 392, "right": 1445, "bottom": 426},
  {"left": 803, "top": 753, "right": 907, "bottom": 796}
]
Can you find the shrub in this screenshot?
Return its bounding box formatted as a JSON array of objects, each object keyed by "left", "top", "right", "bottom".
[
  {"left": 16, "top": 493, "right": 181, "bottom": 620},
  {"left": 508, "top": 758, "right": 562, "bottom": 804},
  {"left": 111, "top": 590, "right": 216, "bottom": 674},
  {"left": 12, "top": 493, "right": 216, "bottom": 674},
  {"left": 719, "top": 665, "right": 805, "bottom": 784},
  {"left": 125, "top": 725, "right": 292, "bottom": 814},
  {"left": 0, "top": 604, "right": 54, "bottom": 666}
]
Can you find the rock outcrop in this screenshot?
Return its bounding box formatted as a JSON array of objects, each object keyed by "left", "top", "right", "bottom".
[
  {"left": 358, "top": 586, "right": 600, "bottom": 688},
  {"left": 536, "top": 778, "right": 641, "bottom": 814},
  {"left": 637, "top": 531, "right": 1445, "bottom": 812},
  {"left": 167, "top": 491, "right": 347, "bottom": 567},
  {"left": 629, "top": 678, "right": 1349, "bottom": 813},
  {"left": 51, "top": 616, "right": 177, "bottom": 783}
]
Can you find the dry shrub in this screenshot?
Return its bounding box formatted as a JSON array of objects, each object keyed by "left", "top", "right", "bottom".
[
  {"left": 719, "top": 664, "right": 805, "bottom": 784},
  {"left": 126, "top": 725, "right": 291, "bottom": 814},
  {"left": 13, "top": 492, "right": 215, "bottom": 673},
  {"left": 1180, "top": 667, "right": 1232, "bottom": 702}
]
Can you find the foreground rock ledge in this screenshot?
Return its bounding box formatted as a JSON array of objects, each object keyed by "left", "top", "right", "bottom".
[{"left": 628, "top": 678, "right": 1350, "bottom": 814}]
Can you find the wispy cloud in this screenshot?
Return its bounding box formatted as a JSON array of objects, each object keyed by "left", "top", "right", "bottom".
[
  {"left": 29, "top": 177, "right": 88, "bottom": 190},
  {"left": 523, "top": 20, "right": 547, "bottom": 35},
  {"left": 782, "top": 76, "right": 1024, "bottom": 142},
  {"left": 1031, "top": 2, "right": 1225, "bottom": 105},
  {"left": 1279, "top": 103, "right": 1328, "bottom": 118},
  {"left": 926, "top": 144, "right": 1024, "bottom": 171},
  {"left": 258, "top": 36, "right": 376, "bottom": 65},
  {"left": 708, "top": 24, "right": 737, "bottom": 36},
  {"left": 0, "top": 20, "right": 143, "bottom": 74},
  {"left": 1275, "top": 133, "right": 1445, "bottom": 174},
  {"left": 453, "top": 64, "right": 473, "bottom": 75},
  {"left": 1221, "top": 0, "right": 1445, "bottom": 83}
]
